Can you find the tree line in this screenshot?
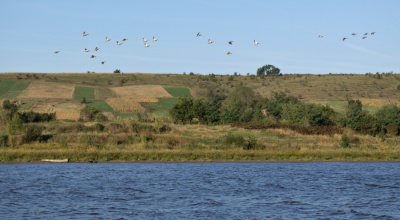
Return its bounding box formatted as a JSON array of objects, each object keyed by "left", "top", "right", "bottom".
[{"left": 169, "top": 86, "right": 400, "bottom": 137}]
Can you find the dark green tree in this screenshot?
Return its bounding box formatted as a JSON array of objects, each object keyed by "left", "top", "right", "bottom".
[
  {"left": 376, "top": 104, "right": 400, "bottom": 135},
  {"left": 256, "top": 64, "right": 281, "bottom": 77},
  {"left": 169, "top": 96, "right": 195, "bottom": 124}
]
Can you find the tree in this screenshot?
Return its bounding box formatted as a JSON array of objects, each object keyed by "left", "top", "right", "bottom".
[
  {"left": 169, "top": 96, "right": 195, "bottom": 124},
  {"left": 256, "top": 64, "right": 281, "bottom": 77},
  {"left": 376, "top": 104, "right": 400, "bottom": 136},
  {"left": 6, "top": 113, "right": 23, "bottom": 146},
  {"left": 343, "top": 100, "right": 377, "bottom": 134}
]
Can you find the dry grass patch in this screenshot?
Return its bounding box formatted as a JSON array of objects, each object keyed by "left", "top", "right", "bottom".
[
  {"left": 18, "top": 81, "right": 74, "bottom": 99},
  {"left": 106, "top": 97, "right": 158, "bottom": 113},
  {"left": 359, "top": 98, "right": 399, "bottom": 108},
  {"left": 112, "top": 85, "right": 172, "bottom": 99},
  {"left": 29, "top": 102, "right": 82, "bottom": 121}
]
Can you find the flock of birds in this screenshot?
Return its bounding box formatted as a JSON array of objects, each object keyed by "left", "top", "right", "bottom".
[
  {"left": 53, "top": 31, "right": 376, "bottom": 66},
  {"left": 317, "top": 31, "right": 376, "bottom": 41},
  {"left": 53, "top": 31, "right": 261, "bottom": 64}
]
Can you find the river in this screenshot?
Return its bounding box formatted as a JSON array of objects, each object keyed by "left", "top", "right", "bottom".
[{"left": 1, "top": 162, "right": 399, "bottom": 219}]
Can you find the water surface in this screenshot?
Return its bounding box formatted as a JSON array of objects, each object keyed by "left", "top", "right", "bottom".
[{"left": 1, "top": 162, "right": 399, "bottom": 219}]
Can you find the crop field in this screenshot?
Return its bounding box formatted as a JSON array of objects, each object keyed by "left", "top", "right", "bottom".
[
  {"left": 163, "top": 87, "right": 193, "bottom": 97},
  {"left": 112, "top": 85, "right": 172, "bottom": 99},
  {"left": 53, "top": 103, "right": 82, "bottom": 120},
  {"left": 0, "top": 80, "right": 31, "bottom": 98},
  {"left": 106, "top": 97, "right": 158, "bottom": 113},
  {"left": 0, "top": 80, "right": 17, "bottom": 96},
  {"left": 73, "top": 86, "right": 95, "bottom": 100},
  {"left": 148, "top": 98, "right": 178, "bottom": 117},
  {"left": 18, "top": 81, "right": 74, "bottom": 99},
  {"left": 87, "top": 100, "right": 115, "bottom": 113}
]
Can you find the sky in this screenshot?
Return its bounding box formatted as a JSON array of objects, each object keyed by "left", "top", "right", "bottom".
[{"left": 1, "top": 0, "right": 399, "bottom": 75}]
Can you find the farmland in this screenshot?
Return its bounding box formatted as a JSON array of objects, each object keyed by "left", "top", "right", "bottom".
[{"left": 1, "top": 72, "right": 400, "bottom": 162}]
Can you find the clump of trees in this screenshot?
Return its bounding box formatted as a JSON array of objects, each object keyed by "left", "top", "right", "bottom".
[{"left": 169, "top": 86, "right": 400, "bottom": 137}]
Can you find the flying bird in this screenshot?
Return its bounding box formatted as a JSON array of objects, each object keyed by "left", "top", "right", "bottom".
[
  {"left": 253, "top": 40, "right": 260, "bottom": 45},
  {"left": 84, "top": 48, "right": 90, "bottom": 52},
  {"left": 106, "top": 37, "right": 111, "bottom": 42},
  {"left": 83, "top": 31, "right": 89, "bottom": 37},
  {"left": 101, "top": 61, "right": 105, "bottom": 64},
  {"left": 122, "top": 38, "right": 128, "bottom": 41},
  {"left": 208, "top": 39, "right": 213, "bottom": 44},
  {"left": 228, "top": 41, "right": 233, "bottom": 45},
  {"left": 116, "top": 41, "right": 122, "bottom": 46},
  {"left": 352, "top": 33, "right": 357, "bottom": 36},
  {"left": 94, "top": 47, "right": 99, "bottom": 51},
  {"left": 364, "top": 33, "right": 368, "bottom": 36},
  {"left": 143, "top": 38, "right": 148, "bottom": 43},
  {"left": 54, "top": 51, "right": 60, "bottom": 54},
  {"left": 371, "top": 32, "right": 376, "bottom": 35},
  {"left": 90, "top": 55, "right": 96, "bottom": 58},
  {"left": 152, "top": 36, "right": 157, "bottom": 42},
  {"left": 196, "top": 32, "right": 202, "bottom": 37},
  {"left": 318, "top": 35, "right": 324, "bottom": 38},
  {"left": 227, "top": 51, "right": 232, "bottom": 55},
  {"left": 144, "top": 42, "right": 150, "bottom": 48},
  {"left": 342, "top": 37, "right": 347, "bottom": 41},
  {"left": 362, "top": 37, "right": 367, "bottom": 39}
]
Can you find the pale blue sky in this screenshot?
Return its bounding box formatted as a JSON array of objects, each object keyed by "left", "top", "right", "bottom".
[{"left": 1, "top": 0, "right": 399, "bottom": 74}]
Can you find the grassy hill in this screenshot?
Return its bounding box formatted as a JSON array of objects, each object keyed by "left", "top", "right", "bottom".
[{"left": 1, "top": 72, "right": 399, "bottom": 119}]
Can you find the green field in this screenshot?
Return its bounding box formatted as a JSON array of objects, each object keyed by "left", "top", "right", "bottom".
[
  {"left": 0, "top": 80, "right": 31, "bottom": 98},
  {"left": 87, "top": 100, "right": 114, "bottom": 112},
  {"left": 164, "top": 87, "right": 192, "bottom": 98},
  {"left": 73, "top": 86, "right": 95, "bottom": 100},
  {"left": 148, "top": 98, "right": 178, "bottom": 117}
]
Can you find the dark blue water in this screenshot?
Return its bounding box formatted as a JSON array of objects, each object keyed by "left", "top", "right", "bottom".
[{"left": 1, "top": 162, "right": 399, "bottom": 219}]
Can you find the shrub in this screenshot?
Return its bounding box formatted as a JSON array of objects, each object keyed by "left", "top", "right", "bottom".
[
  {"left": 223, "top": 133, "right": 245, "bottom": 147},
  {"left": 340, "top": 134, "right": 350, "bottom": 148},
  {"left": 23, "top": 124, "right": 44, "bottom": 143}
]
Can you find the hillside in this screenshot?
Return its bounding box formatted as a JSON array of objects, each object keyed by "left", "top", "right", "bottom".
[{"left": 1, "top": 72, "right": 399, "bottom": 120}]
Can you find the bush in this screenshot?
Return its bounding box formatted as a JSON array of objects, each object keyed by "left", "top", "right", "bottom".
[
  {"left": 23, "top": 124, "right": 44, "bottom": 143},
  {"left": 223, "top": 133, "right": 245, "bottom": 147},
  {"left": 0, "top": 135, "right": 7, "bottom": 147},
  {"left": 340, "top": 134, "right": 350, "bottom": 148},
  {"left": 243, "top": 135, "right": 261, "bottom": 150}
]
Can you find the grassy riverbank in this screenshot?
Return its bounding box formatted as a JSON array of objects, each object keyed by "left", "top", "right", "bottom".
[{"left": 1, "top": 123, "right": 400, "bottom": 163}]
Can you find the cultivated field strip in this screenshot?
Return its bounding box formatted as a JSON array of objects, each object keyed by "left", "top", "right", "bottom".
[{"left": 18, "top": 81, "right": 74, "bottom": 99}]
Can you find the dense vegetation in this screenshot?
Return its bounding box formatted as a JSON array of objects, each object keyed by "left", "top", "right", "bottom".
[{"left": 169, "top": 86, "right": 400, "bottom": 137}]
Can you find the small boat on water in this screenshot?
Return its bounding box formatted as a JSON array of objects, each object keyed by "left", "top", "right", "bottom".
[{"left": 41, "top": 159, "right": 70, "bottom": 163}]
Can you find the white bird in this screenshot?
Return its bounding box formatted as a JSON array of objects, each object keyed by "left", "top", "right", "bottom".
[
  {"left": 94, "top": 47, "right": 99, "bottom": 51},
  {"left": 84, "top": 48, "right": 90, "bottom": 52},
  {"left": 143, "top": 38, "right": 148, "bottom": 43},
  {"left": 106, "top": 37, "right": 111, "bottom": 42},
  {"left": 83, "top": 31, "right": 89, "bottom": 37},
  {"left": 116, "top": 41, "right": 122, "bottom": 46},
  {"left": 152, "top": 36, "right": 157, "bottom": 42},
  {"left": 196, "top": 32, "right": 202, "bottom": 37},
  {"left": 228, "top": 41, "right": 233, "bottom": 45},
  {"left": 208, "top": 39, "right": 213, "bottom": 44},
  {"left": 227, "top": 51, "right": 232, "bottom": 55},
  {"left": 90, "top": 55, "right": 96, "bottom": 58},
  {"left": 144, "top": 42, "right": 150, "bottom": 48},
  {"left": 253, "top": 40, "right": 260, "bottom": 45}
]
